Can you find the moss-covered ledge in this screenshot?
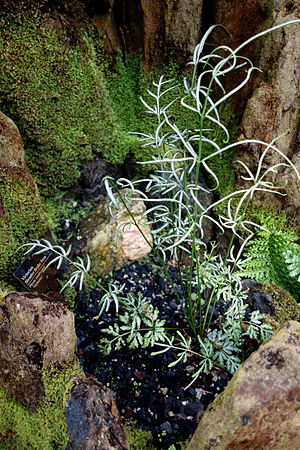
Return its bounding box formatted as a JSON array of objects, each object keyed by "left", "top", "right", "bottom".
[
  {"left": 0, "top": 1, "right": 138, "bottom": 196},
  {"left": 0, "top": 361, "right": 84, "bottom": 449},
  {"left": 0, "top": 110, "right": 45, "bottom": 281}
]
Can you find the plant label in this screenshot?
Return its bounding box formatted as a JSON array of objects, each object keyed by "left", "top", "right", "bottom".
[{"left": 14, "top": 248, "right": 60, "bottom": 293}]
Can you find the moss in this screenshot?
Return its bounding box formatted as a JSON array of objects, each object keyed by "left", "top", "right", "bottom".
[
  {"left": 0, "top": 360, "right": 84, "bottom": 449},
  {"left": 0, "top": 3, "right": 135, "bottom": 196},
  {"left": 42, "top": 194, "right": 93, "bottom": 242},
  {"left": 125, "top": 422, "right": 156, "bottom": 450},
  {"left": 106, "top": 55, "right": 238, "bottom": 193},
  {"left": 262, "top": 282, "right": 300, "bottom": 323},
  {"left": 62, "top": 285, "right": 77, "bottom": 311},
  {"left": 202, "top": 103, "right": 238, "bottom": 197},
  {"left": 0, "top": 170, "right": 45, "bottom": 281},
  {"left": 0, "top": 282, "right": 15, "bottom": 312}
]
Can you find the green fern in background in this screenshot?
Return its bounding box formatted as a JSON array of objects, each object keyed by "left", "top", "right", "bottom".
[
  {"left": 242, "top": 210, "right": 300, "bottom": 298},
  {"left": 284, "top": 244, "right": 300, "bottom": 283}
]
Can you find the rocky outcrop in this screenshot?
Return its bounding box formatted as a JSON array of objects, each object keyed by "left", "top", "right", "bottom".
[
  {"left": 0, "top": 111, "right": 45, "bottom": 280},
  {"left": 188, "top": 320, "right": 300, "bottom": 450},
  {"left": 236, "top": 2, "right": 300, "bottom": 221},
  {"left": 91, "top": 0, "right": 203, "bottom": 67},
  {"left": 79, "top": 189, "right": 152, "bottom": 274},
  {"left": 141, "top": 0, "right": 203, "bottom": 68},
  {"left": 0, "top": 292, "right": 76, "bottom": 411},
  {"left": 66, "top": 377, "right": 128, "bottom": 450}
]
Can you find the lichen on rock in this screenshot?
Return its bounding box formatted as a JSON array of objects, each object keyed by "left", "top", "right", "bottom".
[
  {"left": 188, "top": 321, "right": 300, "bottom": 450},
  {"left": 80, "top": 189, "right": 153, "bottom": 275}
]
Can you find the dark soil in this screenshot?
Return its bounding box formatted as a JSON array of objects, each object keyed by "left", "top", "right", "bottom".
[{"left": 74, "top": 258, "right": 231, "bottom": 449}]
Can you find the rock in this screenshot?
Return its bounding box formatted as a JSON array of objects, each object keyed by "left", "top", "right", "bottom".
[
  {"left": 236, "top": 2, "right": 300, "bottom": 222},
  {"left": 188, "top": 320, "right": 300, "bottom": 450},
  {"left": 242, "top": 279, "right": 300, "bottom": 323},
  {"left": 91, "top": 0, "right": 203, "bottom": 68},
  {"left": 208, "top": 0, "right": 268, "bottom": 116},
  {"left": 141, "top": 0, "right": 203, "bottom": 68},
  {"left": 65, "top": 377, "right": 128, "bottom": 450},
  {"left": 78, "top": 157, "right": 135, "bottom": 202},
  {"left": 0, "top": 292, "right": 76, "bottom": 411},
  {"left": 0, "top": 111, "right": 26, "bottom": 169},
  {"left": 0, "top": 111, "right": 45, "bottom": 279},
  {"left": 79, "top": 190, "right": 153, "bottom": 274},
  {"left": 203, "top": 1, "right": 300, "bottom": 223}
]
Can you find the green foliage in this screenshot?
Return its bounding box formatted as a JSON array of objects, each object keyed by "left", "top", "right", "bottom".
[
  {"left": 21, "top": 21, "right": 300, "bottom": 384},
  {"left": 242, "top": 210, "right": 300, "bottom": 298},
  {"left": 100, "top": 293, "right": 167, "bottom": 353},
  {"left": 201, "top": 103, "right": 238, "bottom": 197},
  {"left": 153, "top": 260, "right": 273, "bottom": 378},
  {"left": 103, "top": 20, "right": 299, "bottom": 377},
  {"left": 0, "top": 171, "right": 45, "bottom": 280},
  {"left": 125, "top": 421, "right": 156, "bottom": 450},
  {"left": 0, "top": 361, "right": 83, "bottom": 449},
  {"left": 43, "top": 195, "right": 93, "bottom": 241},
  {"left": 0, "top": 4, "right": 134, "bottom": 195},
  {"left": 284, "top": 244, "right": 300, "bottom": 283}
]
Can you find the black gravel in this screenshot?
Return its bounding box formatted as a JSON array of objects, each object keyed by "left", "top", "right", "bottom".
[{"left": 74, "top": 259, "right": 231, "bottom": 449}]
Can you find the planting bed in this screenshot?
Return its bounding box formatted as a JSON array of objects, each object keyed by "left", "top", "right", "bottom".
[
  {"left": 51, "top": 197, "right": 262, "bottom": 449},
  {"left": 75, "top": 257, "right": 241, "bottom": 449}
]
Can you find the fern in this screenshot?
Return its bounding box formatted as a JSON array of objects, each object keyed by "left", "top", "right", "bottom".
[
  {"left": 100, "top": 293, "right": 167, "bottom": 354},
  {"left": 284, "top": 244, "right": 300, "bottom": 283},
  {"left": 242, "top": 228, "right": 300, "bottom": 298}
]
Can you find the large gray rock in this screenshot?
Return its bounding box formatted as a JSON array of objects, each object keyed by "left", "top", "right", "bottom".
[
  {"left": 0, "top": 292, "right": 76, "bottom": 411},
  {"left": 66, "top": 377, "right": 128, "bottom": 450},
  {"left": 80, "top": 190, "right": 153, "bottom": 275},
  {"left": 188, "top": 321, "right": 300, "bottom": 449}
]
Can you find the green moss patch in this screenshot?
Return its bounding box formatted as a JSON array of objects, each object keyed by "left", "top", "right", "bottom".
[
  {"left": 0, "top": 170, "right": 45, "bottom": 280},
  {"left": 262, "top": 283, "right": 300, "bottom": 323},
  {"left": 0, "top": 361, "right": 83, "bottom": 449},
  {"left": 0, "top": 4, "right": 135, "bottom": 195},
  {"left": 125, "top": 422, "right": 156, "bottom": 450}
]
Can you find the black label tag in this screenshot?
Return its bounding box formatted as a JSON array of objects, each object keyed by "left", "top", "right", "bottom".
[{"left": 14, "top": 248, "right": 59, "bottom": 293}]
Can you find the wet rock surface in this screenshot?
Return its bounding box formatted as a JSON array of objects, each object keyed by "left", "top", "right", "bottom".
[
  {"left": 66, "top": 377, "right": 128, "bottom": 450},
  {"left": 0, "top": 292, "right": 76, "bottom": 411},
  {"left": 188, "top": 320, "right": 300, "bottom": 450}
]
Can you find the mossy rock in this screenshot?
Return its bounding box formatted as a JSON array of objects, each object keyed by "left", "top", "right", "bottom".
[
  {"left": 262, "top": 282, "right": 300, "bottom": 323},
  {"left": 0, "top": 168, "right": 45, "bottom": 281},
  {"left": 0, "top": 281, "right": 15, "bottom": 306},
  {"left": 0, "top": 3, "right": 138, "bottom": 196},
  {"left": 0, "top": 361, "right": 84, "bottom": 449}
]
